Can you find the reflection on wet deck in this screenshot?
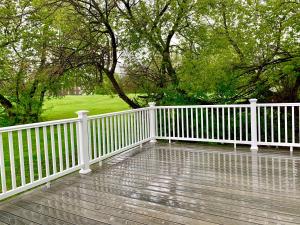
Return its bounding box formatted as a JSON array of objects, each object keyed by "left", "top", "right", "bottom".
[{"left": 0, "top": 142, "right": 300, "bottom": 225}]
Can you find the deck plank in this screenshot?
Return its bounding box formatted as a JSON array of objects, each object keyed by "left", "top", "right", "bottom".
[
  {"left": 38, "top": 188, "right": 213, "bottom": 225},
  {"left": 20, "top": 193, "right": 183, "bottom": 225},
  {"left": 0, "top": 204, "right": 71, "bottom": 225},
  {"left": 62, "top": 173, "right": 300, "bottom": 218},
  {"left": 55, "top": 177, "right": 298, "bottom": 225},
  {"left": 0, "top": 210, "right": 38, "bottom": 225}
]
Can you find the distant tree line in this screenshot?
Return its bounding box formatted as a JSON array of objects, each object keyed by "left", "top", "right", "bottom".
[{"left": 0, "top": 0, "right": 299, "bottom": 124}]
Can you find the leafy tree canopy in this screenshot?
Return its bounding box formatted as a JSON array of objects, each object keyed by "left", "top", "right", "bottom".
[{"left": 0, "top": 0, "right": 299, "bottom": 125}]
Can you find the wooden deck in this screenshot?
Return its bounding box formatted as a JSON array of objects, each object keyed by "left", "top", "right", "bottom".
[{"left": 0, "top": 142, "right": 300, "bottom": 225}]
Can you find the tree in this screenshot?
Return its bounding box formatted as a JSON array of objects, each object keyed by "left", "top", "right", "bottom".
[
  {"left": 118, "top": 0, "right": 197, "bottom": 101},
  {"left": 0, "top": 0, "right": 83, "bottom": 124},
  {"left": 1, "top": 0, "right": 299, "bottom": 126},
  {"left": 60, "top": 0, "right": 140, "bottom": 108},
  {"left": 179, "top": 0, "right": 300, "bottom": 103}
]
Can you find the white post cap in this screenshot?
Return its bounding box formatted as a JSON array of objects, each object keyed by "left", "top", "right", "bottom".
[
  {"left": 148, "top": 102, "right": 156, "bottom": 107},
  {"left": 76, "top": 110, "right": 89, "bottom": 116},
  {"left": 249, "top": 99, "right": 257, "bottom": 103}
]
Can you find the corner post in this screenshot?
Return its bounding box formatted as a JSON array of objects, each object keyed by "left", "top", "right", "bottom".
[
  {"left": 249, "top": 99, "right": 258, "bottom": 151},
  {"left": 148, "top": 102, "right": 157, "bottom": 143},
  {"left": 77, "top": 110, "right": 92, "bottom": 174}
]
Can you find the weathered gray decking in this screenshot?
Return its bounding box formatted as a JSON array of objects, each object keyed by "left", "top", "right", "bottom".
[{"left": 0, "top": 142, "right": 300, "bottom": 225}]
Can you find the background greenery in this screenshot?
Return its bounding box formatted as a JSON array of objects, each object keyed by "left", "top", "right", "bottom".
[{"left": 0, "top": 0, "right": 299, "bottom": 125}]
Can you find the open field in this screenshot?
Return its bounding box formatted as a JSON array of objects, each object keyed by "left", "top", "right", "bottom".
[{"left": 42, "top": 95, "right": 131, "bottom": 121}]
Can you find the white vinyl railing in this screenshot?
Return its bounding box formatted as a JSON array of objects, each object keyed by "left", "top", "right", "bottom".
[
  {"left": 155, "top": 104, "right": 252, "bottom": 145},
  {"left": 0, "top": 118, "right": 82, "bottom": 200},
  {"left": 257, "top": 103, "right": 300, "bottom": 148},
  {"left": 0, "top": 108, "right": 152, "bottom": 200},
  {"left": 154, "top": 99, "right": 300, "bottom": 150},
  {"left": 87, "top": 108, "right": 151, "bottom": 165},
  {"left": 1, "top": 99, "right": 299, "bottom": 200}
]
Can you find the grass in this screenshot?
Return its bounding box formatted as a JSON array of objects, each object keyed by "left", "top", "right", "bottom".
[
  {"left": 42, "top": 95, "right": 131, "bottom": 121},
  {"left": 0, "top": 95, "right": 133, "bottom": 194}
]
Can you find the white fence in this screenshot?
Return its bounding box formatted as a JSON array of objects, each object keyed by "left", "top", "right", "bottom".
[
  {"left": 0, "top": 108, "right": 153, "bottom": 200},
  {"left": 155, "top": 100, "right": 300, "bottom": 150},
  {"left": 87, "top": 108, "right": 152, "bottom": 165},
  {"left": 0, "top": 99, "right": 299, "bottom": 200}
]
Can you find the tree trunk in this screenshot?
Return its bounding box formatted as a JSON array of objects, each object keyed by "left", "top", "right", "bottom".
[
  {"left": 288, "top": 75, "right": 300, "bottom": 102},
  {"left": 105, "top": 73, "right": 140, "bottom": 109},
  {"left": 0, "top": 94, "right": 16, "bottom": 118},
  {"left": 162, "top": 50, "right": 178, "bottom": 86}
]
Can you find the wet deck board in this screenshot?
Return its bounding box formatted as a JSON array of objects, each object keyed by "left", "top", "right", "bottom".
[{"left": 1, "top": 142, "right": 300, "bottom": 225}]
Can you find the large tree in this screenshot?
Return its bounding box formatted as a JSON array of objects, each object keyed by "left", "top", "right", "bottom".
[
  {"left": 1, "top": 0, "right": 299, "bottom": 126},
  {"left": 60, "top": 0, "right": 140, "bottom": 108},
  {"left": 0, "top": 0, "right": 83, "bottom": 124},
  {"left": 117, "top": 0, "right": 197, "bottom": 101},
  {"left": 178, "top": 0, "right": 300, "bottom": 103}
]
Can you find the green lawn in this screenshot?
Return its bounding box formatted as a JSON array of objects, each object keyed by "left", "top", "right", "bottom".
[{"left": 42, "top": 95, "right": 131, "bottom": 121}]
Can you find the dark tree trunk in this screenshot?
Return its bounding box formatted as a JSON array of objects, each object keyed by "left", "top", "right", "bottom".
[
  {"left": 105, "top": 73, "right": 140, "bottom": 109},
  {"left": 0, "top": 94, "right": 16, "bottom": 118},
  {"left": 287, "top": 76, "right": 300, "bottom": 102},
  {"left": 162, "top": 50, "right": 178, "bottom": 86}
]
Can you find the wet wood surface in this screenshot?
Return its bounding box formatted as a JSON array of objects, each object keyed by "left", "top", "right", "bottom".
[{"left": 1, "top": 142, "right": 300, "bottom": 225}]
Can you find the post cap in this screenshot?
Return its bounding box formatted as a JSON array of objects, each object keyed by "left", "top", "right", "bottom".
[
  {"left": 76, "top": 110, "right": 89, "bottom": 116},
  {"left": 148, "top": 102, "right": 156, "bottom": 107},
  {"left": 249, "top": 99, "right": 257, "bottom": 103}
]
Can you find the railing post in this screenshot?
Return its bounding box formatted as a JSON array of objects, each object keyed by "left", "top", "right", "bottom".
[
  {"left": 148, "top": 102, "right": 157, "bottom": 143},
  {"left": 76, "top": 110, "right": 92, "bottom": 174},
  {"left": 249, "top": 99, "right": 258, "bottom": 151}
]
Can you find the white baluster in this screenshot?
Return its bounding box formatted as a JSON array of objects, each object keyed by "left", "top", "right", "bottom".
[
  {"left": 217, "top": 108, "right": 220, "bottom": 140},
  {"left": 8, "top": 132, "right": 16, "bottom": 189},
  {"left": 211, "top": 108, "right": 214, "bottom": 139},
  {"left": 206, "top": 108, "right": 209, "bottom": 139},
  {"left": 239, "top": 107, "right": 242, "bottom": 141},
  {"left": 0, "top": 133, "right": 6, "bottom": 192},
  {"left": 27, "top": 129, "right": 34, "bottom": 182},
  {"left": 57, "top": 125, "right": 63, "bottom": 172},
  {"left": 64, "top": 123, "right": 70, "bottom": 168},
  {"left": 291, "top": 106, "right": 295, "bottom": 152},
  {"left": 70, "top": 123, "right": 76, "bottom": 167},
  {"left": 278, "top": 106, "right": 281, "bottom": 143},
  {"left": 186, "top": 108, "right": 189, "bottom": 138},
  {"left": 18, "top": 130, "right": 25, "bottom": 186},
  {"left": 35, "top": 128, "right": 42, "bottom": 179},
  {"left": 196, "top": 108, "right": 199, "bottom": 139},
  {"left": 42, "top": 127, "right": 50, "bottom": 177},
  {"left": 285, "top": 106, "right": 287, "bottom": 143},
  {"left": 258, "top": 107, "right": 261, "bottom": 142},
  {"left": 222, "top": 107, "right": 225, "bottom": 141},
  {"left": 201, "top": 107, "right": 204, "bottom": 139},
  {"left": 92, "top": 120, "right": 97, "bottom": 159},
  {"left": 271, "top": 107, "right": 274, "bottom": 143}
]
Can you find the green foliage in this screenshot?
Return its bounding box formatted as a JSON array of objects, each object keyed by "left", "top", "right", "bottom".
[
  {"left": 0, "top": 0, "right": 299, "bottom": 125},
  {"left": 176, "top": 0, "right": 300, "bottom": 103},
  {"left": 0, "top": 1, "right": 69, "bottom": 124}
]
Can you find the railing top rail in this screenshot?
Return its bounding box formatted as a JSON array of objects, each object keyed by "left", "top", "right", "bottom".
[
  {"left": 0, "top": 118, "right": 80, "bottom": 133},
  {"left": 155, "top": 104, "right": 251, "bottom": 109},
  {"left": 257, "top": 103, "right": 300, "bottom": 107},
  {"left": 88, "top": 107, "right": 150, "bottom": 119}
]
